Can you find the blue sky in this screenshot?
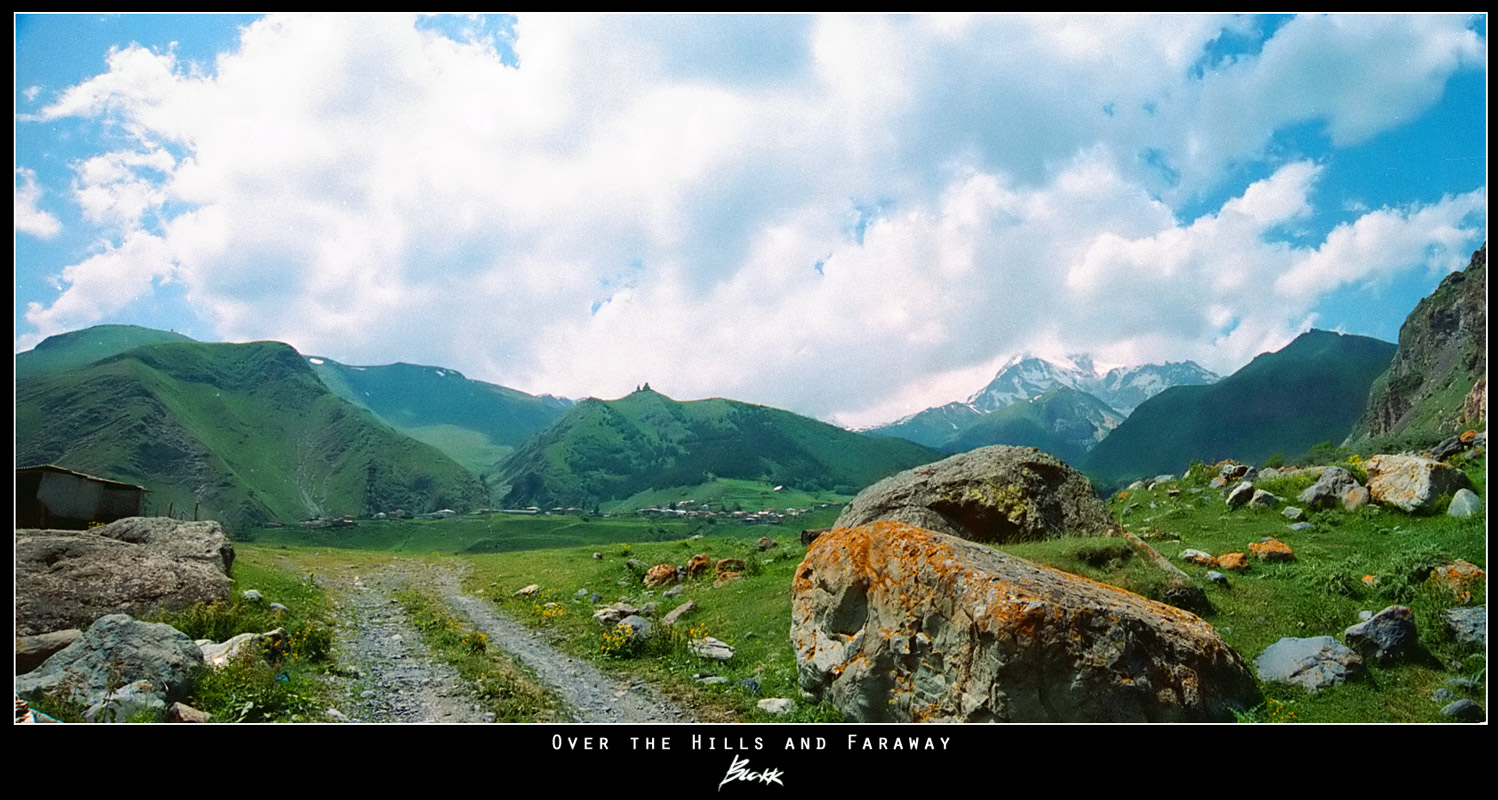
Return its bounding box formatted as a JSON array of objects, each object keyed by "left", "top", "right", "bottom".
[{"left": 14, "top": 13, "right": 1488, "bottom": 427}]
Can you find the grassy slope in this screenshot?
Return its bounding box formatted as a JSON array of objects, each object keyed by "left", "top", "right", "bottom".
[
  {"left": 1085, "top": 330, "right": 1397, "bottom": 487},
  {"left": 493, "top": 389, "right": 942, "bottom": 509},
  {"left": 17, "top": 340, "right": 486, "bottom": 533},
  {"left": 14, "top": 324, "right": 197, "bottom": 382}
]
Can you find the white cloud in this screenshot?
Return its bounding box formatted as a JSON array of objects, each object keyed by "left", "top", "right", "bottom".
[
  {"left": 17, "top": 13, "right": 1489, "bottom": 427},
  {"left": 15, "top": 168, "right": 62, "bottom": 239}
]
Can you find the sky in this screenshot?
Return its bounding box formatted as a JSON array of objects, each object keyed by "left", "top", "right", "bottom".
[{"left": 14, "top": 13, "right": 1489, "bottom": 429}]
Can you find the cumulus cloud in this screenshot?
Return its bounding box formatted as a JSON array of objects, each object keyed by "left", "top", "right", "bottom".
[
  {"left": 17, "top": 13, "right": 1489, "bottom": 428},
  {"left": 15, "top": 168, "right": 62, "bottom": 239}
]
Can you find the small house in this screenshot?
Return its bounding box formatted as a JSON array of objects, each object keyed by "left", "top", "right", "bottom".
[{"left": 16, "top": 465, "right": 149, "bottom": 530}]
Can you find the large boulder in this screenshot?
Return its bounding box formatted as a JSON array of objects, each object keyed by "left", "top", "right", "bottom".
[
  {"left": 834, "top": 446, "right": 1118, "bottom": 544},
  {"left": 1297, "top": 466, "right": 1364, "bottom": 510},
  {"left": 1366, "top": 455, "right": 1474, "bottom": 513},
  {"left": 1254, "top": 636, "right": 1365, "bottom": 693},
  {"left": 14, "top": 614, "right": 205, "bottom": 718},
  {"left": 15, "top": 518, "right": 235, "bottom": 637},
  {"left": 791, "top": 522, "right": 1260, "bottom": 722}
]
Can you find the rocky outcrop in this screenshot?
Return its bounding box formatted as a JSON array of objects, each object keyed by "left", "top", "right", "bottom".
[
  {"left": 14, "top": 614, "right": 205, "bottom": 718},
  {"left": 1352, "top": 243, "right": 1486, "bottom": 443},
  {"left": 15, "top": 517, "right": 235, "bottom": 637},
  {"left": 834, "top": 446, "right": 1119, "bottom": 544},
  {"left": 791, "top": 522, "right": 1260, "bottom": 722},
  {"left": 1255, "top": 636, "right": 1366, "bottom": 693},
  {"left": 1366, "top": 454, "right": 1474, "bottom": 513}
]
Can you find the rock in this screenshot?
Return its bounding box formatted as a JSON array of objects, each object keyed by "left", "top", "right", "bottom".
[
  {"left": 1249, "top": 538, "right": 1294, "bottom": 561},
  {"left": 1297, "top": 466, "right": 1363, "bottom": 510},
  {"left": 690, "top": 637, "right": 735, "bottom": 661},
  {"left": 792, "top": 522, "right": 1260, "bottom": 722},
  {"left": 1447, "top": 488, "right": 1483, "bottom": 517},
  {"left": 1430, "top": 560, "right": 1486, "bottom": 594},
  {"left": 1441, "top": 699, "right": 1485, "bottom": 722},
  {"left": 1226, "top": 482, "right": 1255, "bottom": 509},
  {"left": 1248, "top": 490, "right": 1279, "bottom": 509},
  {"left": 593, "top": 552, "right": 603, "bottom": 560},
  {"left": 757, "top": 698, "right": 794, "bottom": 715},
  {"left": 643, "top": 564, "right": 678, "bottom": 587},
  {"left": 1286, "top": 522, "right": 1314, "bottom": 532},
  {"left": 616, "top": 615, "right": 653, "bottom": 643},
  {"left": 1282, "top": 506, "right": 1304, "bottom": 521},
  {"left": 757, "top": 537, "right": 778, "bottom": 551},
  {"left": 715, "top": 558, "right": 746, "bottom": 578},
  {"left": 1206, "top": 571, "right": 1229, "bottom": 586},
  {"left": 625, "top": 559, "right": 645, "bottom": 573},
  {"left": 241, "top": 589, "right": 264, "bottom": 604},
  {"left": 324, "top": 708, "right": 350, "bottom": 723},
  {"left": 1255, "top": 636, "right": 1366, "bottom": 693},
  {"left": 661, "top": 586, "right": 682, "bottom": 598},
  {"left": 1429, "top": 435, "right": 1466, "bottom": 462},
  {"left": 1216, "top": 553, "right": 1250, "bottom": 571},
  {"left": 15, "top": 518, "right": 235, "bottom": 637},
  {"left": 696, "top": 675, "right": 729, "bottom": 685},
  {"left": 801, "top": 528, "right": 829, "bottom": 546},
  {"left": 1342, "top": 486, "right": 1371, "bottom": 511},
  {"left": 200, "top": 628, "right": 288, "bottom": 668},
  {"left": 15, "top": 614, "right": 204, "bottom": 714},
  {"left": 660, "top": 600, "right": 696, "bottom": 627},
  {"left": 1442, "top": 606, "right": 1486, "bottom": 647},
  {"left": 833, "top": 446, "right": 1119, "bottom": 544},
  {"left": 1180, "top": 549, "right": 1216, "bottom": 567},
  {"left": 640, "top": 601, "right": 659, "bottom": 618},
  {"left": 16, "top": 629, "right": 82, "bottom": 675},
  {"left": 1343, "top": 605, "right": 1416, "bottom": 663},
  {"left": 166, "top": 701, "right": 212, "bottom": 723},
  {"left": 684, "top": 553, "right": 711, "bottom": 579},
  {"left": 86, "top": 680, "right": 167, "bottom": 722},
  {"left": 514, "top": 584, "right": 540, "bottom": 596},
  {"left": 1366, "top": 454, "right": 1473, "bottom": 513},
  {"left": 736, "top": 678, "right": 761, "bottom": 695},
  {"left": 1463, "top": 378, "right": 1487, "bottom": 427},
  {"left": 268, "top": 602, "right": 288, "bottom": 613}
]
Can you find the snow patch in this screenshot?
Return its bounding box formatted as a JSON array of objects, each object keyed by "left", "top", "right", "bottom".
[{"left": 307, "top": 357, "right": 324, "bottom": 365}]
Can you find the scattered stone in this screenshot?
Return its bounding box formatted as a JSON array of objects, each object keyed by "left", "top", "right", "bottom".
[
  {"left": 1255, "top": 636, "right": 1366, "bottom": 693},
  {"left": 686, "top": 553, "right": 711, "bottom": 578},
  {"left": 1430, "top": 560, "right": 1486, "bottom": 594},
  {"left": 1180, "top": 549, "right": 1216, "bottom": 567},
  {"left": 15, "top": 518, "right": 235, "bottom": 637},
  {"left": 1226, "top": 482, "right": 1255, "bottom": 509},
  {"left": 736, "top": 678, "right": 761, "bottom": 695},
  {"left": 757, "top": 537, "right": 778, "bottom": 551},
  {"left": 1441, "top": 699, "right": 1485, "bottom": 722},
  {"left": 1442, "top": 606, "right": 1486, "bottom": 647},
  {"left": 576, "top": 588, "right": 590, "bottom": 597},
  {"left": 793, "top": 522, "right": 1260, "bottom": 722},
  {"left": 514, "top": 584, "right": 540, "bottom": 596},
  {"left": 1431, "top": 688, "right": 1456, "bottom": 703},
  {"left": 640, "top": 601, "right": 659, "bottom": 618},
  {"left": 15, "top": 614, "right": 204, "bottom": 714},
  {"left": 1446, "top": 677, "right": 1478, "bottom": 692},
  {"left": 1216, "top": 553, "right": 1250, "bottom": 571},
  {"left": 625, "top": 559, "right": 645, "bottom": 573},
  {"left": 1298, "top": 467, "right": 1364, "bottom": 511},
  {"left": 1366, "top": 454, "right": 1474, "bottom": 513},
  {"left": 325, "top": 708, "right": 350, "bottom": 723},
  {"left": 615, "top": 615, "right": 653, "bottom": 643},
  {"left": 661, "top": 586, "right": 682, "bottom": 598},
  {"left": 593, "top": 552, "right": 603, "bottom": 560},
  {"left": 200, "top": 628, "right": 288, "bottom": 668},
  {"left": 660, "top": 600, "right": 696, "bottom": 627},
  {"left": 15, "top": 629, "right": 82, "bottom": 675},
  {"left": 1206, "top": 571, "right": 1229, "bottom": 586},
  {"left": 1361, "top": 575, "right": 1380, "bottom": 589},
  {"left": 1429, "top": 435, "right": 1466, "bottom": 462},
  {"left": 690, "top": 637, "right": 735, "bottom": 661},
  {"left": 757, "top": 698, "right": 794, "bottom": 715},
  {"left": 643, "top": 564, "right": 677, "bottom": 587},
  {"left": 1447, "top": 488, "right": 1483, "bottom": 518},
  {"left": 1209, "top": 476, "right": 1227, "bottom": 489},
  {"left": 1248, "top": 489, "right": 1279, "bottom": 509},
  {"left": 800, "top": 528, "right": 829, "bottom": 546},
  {"left": 833, "top": 445, "right": 1121, "bottom": 544},
  {"left": 1282, "top": 506, "right": 1304, "bottom": 521},
  {"left": 268, "top": 602, "right": 288, "bottom": 613},
  {"left": 1342, "top": 485, "right": 1371, "bottom": 511},
  {"left": 166, "top": 702, "right": 212, "bottom": 723},
  {"left": 1343, "top": 605, "right": 1416, "bottom": 663},
  {"left": 1249, "top": 538, "right": 1295, "bottom": 561},
  {"left": 695, "top": 675, "right": 729, "bottom": 685},
  {"left": 1287, "top": 522, "right": 1314, "bottom": 532},
  {"left": 715, "top": 558, "right": 746, "bottom": 578}
]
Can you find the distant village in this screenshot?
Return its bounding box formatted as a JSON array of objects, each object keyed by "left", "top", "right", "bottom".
[{"left": 291, "top": 499, "right": 844, "bottom": 529}]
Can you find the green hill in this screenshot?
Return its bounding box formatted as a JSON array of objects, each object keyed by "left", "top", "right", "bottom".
[
  {"left": 15, "top": 324, "right": 197, "bottom": 382},
  {"left": 305, "top": 357, "right": 572, "bottom": 479},
  {"left": 1084, "top": 330, "right": 1397, "bottom": 486},
  {"left": 16, "top": 339, "right": 486, "bottom": 533},
  {"left": 492, "top": 387, "right": 943, "bottom": 509}
]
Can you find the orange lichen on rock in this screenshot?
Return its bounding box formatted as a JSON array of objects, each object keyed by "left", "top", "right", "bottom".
[
  {"left": 1249, "top": 538, "right": 1294, "bottom": 562},
  {"left": 1431, "top": 559, "right": 1485, "bottom": 590},
  {"left": 643, "top": 563, "right": 677, "bottom": 586},
  {"left": 686, "top": 553, "right": 711, "bottom": 578},
  {"left": 1216, "top": 553, "right": 1249, "bottom": 571}
]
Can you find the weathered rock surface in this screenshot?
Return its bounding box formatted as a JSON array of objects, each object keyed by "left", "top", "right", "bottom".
[
  {"left": 792, "top": 522, "right": 1260, "bottom": 722},
  {"left": 14, "top": 614, "right": 204, "bottom": 714},
  {"left": 833, "top": 446, "right": 1119, "bottom": 544},
  {"left": 16, "top": 629, "right": 82, "bottom": 675},
  {"left": 15, "top": 518, "right": 235, "bottom": 637},
  {"left": 1297, "top": 467, "right": 1363, "bottom": 510},
  {"left": 1447, "top": 488, "right": 1483, "bottom": 518},
  {"left": 1442, "top": 606, "right": 1485, "bottom": 647},
  {"left": 1255, "top": 636, "right": 1366, "bottom": 692},
  {"left": 199, "top": 628, "right": 288, "bottom": 668},
  {"left": 1343, "top": 605, "right": 1416, "bottom": 663},
  {"left": 1367, "top": 454, "right": 1475, "bottom": 513},
  {"left": 643, "top": 564, "right": 677, "bottom": 587}
]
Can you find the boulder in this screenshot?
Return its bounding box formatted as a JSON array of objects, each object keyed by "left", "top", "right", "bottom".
[
  {"left": 757, "top": 537, "right": 778, "bottom": 551},
  {"left": 16, "top": 629, "right": 82, "bottom": 675},
  {"left": 1249, "top": 538, "right": 1294, "bottom": 562},
  {"left": 1225, "top": 482, "right": 1255, "bottom": 509},
  {"left": 1216, "top": 553, "right": 1250, "bottom": 571},
  {"left": 1442, "top": 606, "right": 1485, "bottom": 647},
  {"left": 791, "top": 522, "right": 1260, "bottom": 722},
  {"left": 1366, "top": 454, "right": 1473, "bottom": 513},
  {"left": 643, "top": 564, "right": 677, "bottom": 587},
  {"left": 757, "top": 698, "right": 794, "bottom": 715},
  {"left": 1179, "top": 549, "right": 1216, "bottom": 567},
  {"left": 15, "top": 518, "right": 235, "bottom": 637},
  {"left": 660, "top": 600, "right": 696, "bottom": 627},
  {"left": 1441, "top": 699, "right": 1485, "bottom": 722},
  {"left": 689, "top": 637, "right": 735, "bottom": 661},
  {"left": 1343, "top": 605, "right": 1416, "bottom": 663},
  {"left": 1297, "top": 467, "right": 1363, "bottom": 510},
  {"left": 1254, "top": 636, "right": 1365, "bottom": 693},
  {"left": 1447, "top": 488, "right": 1483, "bottom": 518},
  {"left": 715, "top": 558, "right": 746, "bottom": 579},
  {"left": 1248, "top": 489, "right": 1279, "bottom": 509},
  {"left": 686, "top": 553, "right": 712, "bottom": 578},
  {"left": 15, "top": 614, "right": 204, "bottom": 714},
  {"left": 199, "top": 628, "right": 288, "bottom": 668},
  {"left": 833, "top": 446, "right": 1119, "bottom": 544}
]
